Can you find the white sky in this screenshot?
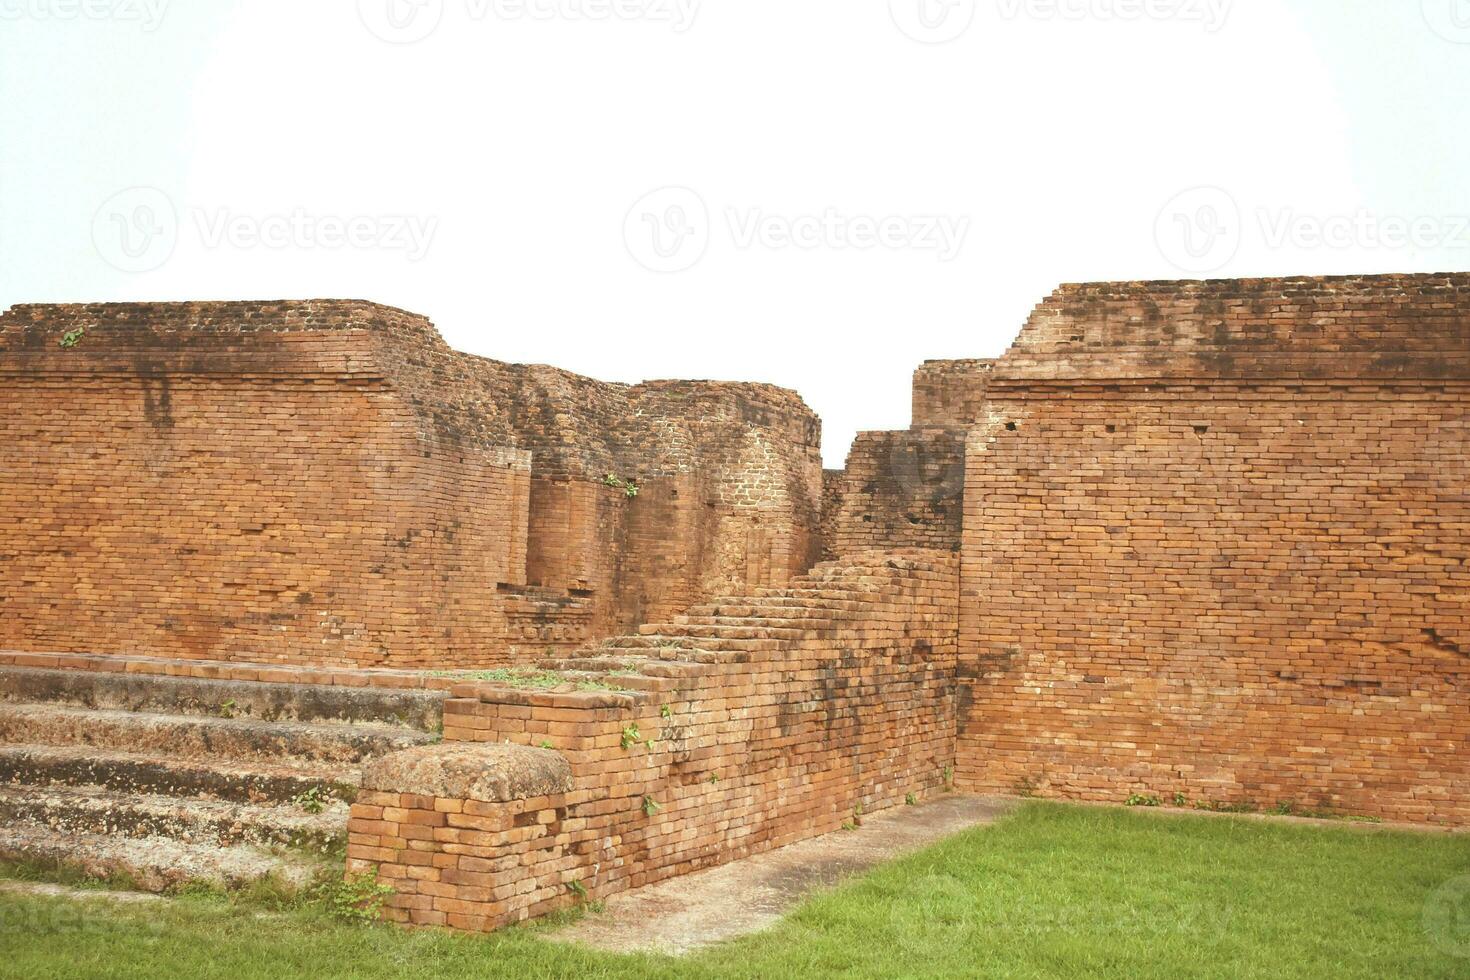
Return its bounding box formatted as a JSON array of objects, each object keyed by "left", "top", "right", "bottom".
[{"left": 2, "top": 0, "right": 1468, "bottom": 465}]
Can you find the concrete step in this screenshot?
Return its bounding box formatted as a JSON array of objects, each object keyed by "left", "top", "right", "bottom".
[
  {"left": 0, "top": 702, "right": 436, "bottom": 766},
  {"left": 0, "top": 667, "right": 444, "bottom": 731},
  {"left": 0, "top": 822, "right": 322, "bottom": 893},
  {"left": 0, "top": 744, "right": 357, "bottom": 806},
  {"left": 0, "top": 783, "right": 345, "bottom": 852}
]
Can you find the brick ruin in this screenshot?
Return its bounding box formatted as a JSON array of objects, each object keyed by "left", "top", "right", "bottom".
[
  {"left": 0, "top": 301, "right": 822, "bottom": 668},
  {"left": 0, "top": 273, "right": 1466, "bottom": 929}
]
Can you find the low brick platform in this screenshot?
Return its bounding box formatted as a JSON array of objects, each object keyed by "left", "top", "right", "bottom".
[{"left": 347, "top": 551, "right": 960, "bottom": 931}]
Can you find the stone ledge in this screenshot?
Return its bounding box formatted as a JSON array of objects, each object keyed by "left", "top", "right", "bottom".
[{"left": 361, "top": 743, "right": 573, "bottom": 803}]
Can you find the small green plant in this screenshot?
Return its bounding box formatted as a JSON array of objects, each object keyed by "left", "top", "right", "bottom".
[
  {"left": 708, "top": 772, "right": 720, "bottom": 784},
  {"left": 905, "top": 792, "right": 918, "bottom": 806},
  {"left": 943, "top": 765, "right": 955, "bottom": 791},
  {"left": 294, "top": 787, "right": 328, "bottom": 815},
  {"left": 217, "top": 699, "right": 237, "bottom": 719},
  {"left": 621, "top": 724, "right": 643, "bottom": 751},
  {"left": 1273, "top": 800, "right": 1297, "bottom": 816},
  {"left": 641, "top": 796, "right": 660, "bottom": 817},
  {"left": 660, "top": 704, "right": 672, "bottom": 719},
  {"left": 841, "top": 819, "right": 858, "bottom": 831},
  {"left": 58, "top": 327, "right": 86, "bottom": 349},
  {"left": 312, "top": 868, "right": 393, "bottom": 924},
  {"left": 1013, "top": 775, "right": 1037, "bottom": 799},
  {"left": 566, "top": 879, "right": 588, "bottom": 902},
  {"left": 539, "top": 740, "right": 554, "bottom": 750},
  {"left": 1126, "top": 794, "right": 1161, "bottom": 808},
  {"left": 602, "top": 474, "right": 640, "bottom": 499},
  {"left": 1173, "top": 792, "right": 1189, "bottom": 807}
]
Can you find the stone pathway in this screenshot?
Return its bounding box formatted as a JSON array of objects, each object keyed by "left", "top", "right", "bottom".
[{"left": 550, "top": 794, "right": 1015, "bottom": 956}]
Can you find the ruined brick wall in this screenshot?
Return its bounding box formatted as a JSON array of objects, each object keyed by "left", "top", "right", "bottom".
[
  {"left": 0, "top": 301, "right": 822, "bottom": 668},
  {"left": 956, "top": 274, "right": 1470, "bottom": 825},
  {"left": 349, "top": 551, "right": 960, "bottom": 930},
  {"left": 822, "top": 427, "right": 966, "bottom": 558},
  {"left": 912, "top": 358, "right": 992, "bottom": 426}
]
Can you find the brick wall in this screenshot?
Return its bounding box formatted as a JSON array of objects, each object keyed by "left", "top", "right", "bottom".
[
  {"left": 0, "top": 301, "right": 823, "bottom": 667},
  {"left": 955, "top": 273, "right": 1470, "bottom": 825},
  {"left": 823, "top": 428, "right": 966, "bottom": 558},
  {"left": 348, "top": 551, "right": 960, "bottom": 930}
]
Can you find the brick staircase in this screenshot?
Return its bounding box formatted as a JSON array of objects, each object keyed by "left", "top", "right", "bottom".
[{"left": 0, "top": 661, "right": 446, "bottom": 892}]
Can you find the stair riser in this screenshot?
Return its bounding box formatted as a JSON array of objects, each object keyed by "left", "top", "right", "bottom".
[
  {"left": 0, "top": 708, "right": 427, "bottom": 766},
  {"left": 0, "top": 753, "right": 356, "bottom": 806},
  {"left": 0, "top": 834, "right": 317, "bottom": 894},
  {"left": 0, "top": 668, "right": 443, "bottom": 731},
  {"left": 0, "top": 800, "right": 343, "bottom": 852}
]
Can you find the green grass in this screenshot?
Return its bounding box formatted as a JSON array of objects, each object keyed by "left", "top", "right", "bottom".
[{"left": 2, "top": 802, "right": 1467, "bottom": 978}]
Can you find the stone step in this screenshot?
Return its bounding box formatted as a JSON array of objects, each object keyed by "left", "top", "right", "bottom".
[
  {"left": 0, "top": 744, "right": 357, "bottom": 806},
  {"left": 601, "top": 635, "right": 764, "bottom": 656},
  {"left": 0, "top": 783, "right": 345, "bottom": 852},
  {"left": 0, "top": 667, "right": 444, "bottom": 732},
  {"left": 668, "top": 615, "right": 837, "bottom": 632},
  {"left": 0, "top": 822, "right": 322, "bottom": 893},
  {"left": 0, "top": 703, "right": 436, "bottom": 766},
  {"left": 635, "top": 623, "right": 805, "bottom": 641}
]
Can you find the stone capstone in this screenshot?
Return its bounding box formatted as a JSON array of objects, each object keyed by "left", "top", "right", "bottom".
[{"left": 361, "top": 743, "right": 573, "bottom": 803}]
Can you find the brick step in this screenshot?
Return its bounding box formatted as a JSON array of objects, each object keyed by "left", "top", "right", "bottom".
[
  {"left": 0, "top": 822, "right": 323, "bottom": 893},
  {"left": 0, "top": 703, "right": 436, "bottom": 766},
  {"left": 600, "top": 635, "right": 768, "bottom": 656},
  {"left": 682, "top": 598, "right": 867, "bottom": 618},
  {"left": 635, "top": 623, "right": 806, "bottom": 641},
  {"left": 0, "top": 744, "right": 357, "bottom": 806},
  {"left": 0, "top": 666, "right": 444, "bottom": 732},
  {"left": 665, "top": 615, "right": 837, "bottom": 632},
  {"left": 0, "top": 783, "right": 345, "bottom": 852},
  {"left": 748, "top": 588, "right": 878, "bottom": 603}
]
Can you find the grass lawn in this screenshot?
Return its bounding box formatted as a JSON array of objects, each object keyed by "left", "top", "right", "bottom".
[{"left": 2, "top": 802, "right": 1467, "bottom": 979}]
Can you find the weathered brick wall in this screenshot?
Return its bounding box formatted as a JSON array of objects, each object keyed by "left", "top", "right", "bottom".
[
  {"left": 823, "top": 427, "right": 966, "bottom": 558},
  {"left": 0, "top": 301, "right": 823, "bottom": 668},
  {"left": 349, "top": 551, "right": 960, "bottom": 930},
  {"left": 912, "top": 358, "right": 992, "bottom": 426},
  {"left": 956, "top": 273, "right": 1470, "bottom": 825}
]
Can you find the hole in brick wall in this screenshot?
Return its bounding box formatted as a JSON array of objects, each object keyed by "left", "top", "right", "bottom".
[
  {"left": 496, "top": 583, "right": 517, "bottom": 594},
  {"left": 1193, "top": 425, "right": 1209, "bottom": 434},
  {"left": 1005, "top": 422, "right": 1017, "bottom": 431},
  {"left": 569, "top": 588, "right": 594, "bottom": 598},
  {"left": 1105, "top": 424, "right": 1116, "bottom": 433}
]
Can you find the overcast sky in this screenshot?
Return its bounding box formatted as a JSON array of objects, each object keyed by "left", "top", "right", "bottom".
[{"left": 2, "top": 1, "right": 1468, "bottom": 464}]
